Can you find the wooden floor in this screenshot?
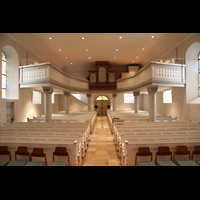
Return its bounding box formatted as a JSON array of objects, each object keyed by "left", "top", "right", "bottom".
[{"left": 82, "top": 116, "right": 121, "bottom": 166}]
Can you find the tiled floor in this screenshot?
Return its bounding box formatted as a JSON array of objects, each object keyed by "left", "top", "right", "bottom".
[{"left": 82, "top": 116, "right": 121, "bottom": 166}]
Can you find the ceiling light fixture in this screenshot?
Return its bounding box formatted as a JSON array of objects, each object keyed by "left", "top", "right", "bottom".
[
  {"left": 82, "top": 37, "right": 85, "bottom": 39},
  {"left": 71, "top": 63, "right": 73, "bottom": 65},
  {"left": 132, "top": 61, "right": 134, "bottom": 63},
  {"left": 116, "top": 49, "right": 119, "bottom": 51},
  {"left": 65, "top": 57, "right": 67, "bottom": 59},
  {"left": 86, "top": 49, "right": 88, "bottom": 51},
  {"left": 142, "top": 48, "right": 145, "bottom": 50},
  {"left": 59, "top": 49, "right": 61, "bottom": 51},
  {"left": 119, "top": 36, "right": 122, "bottom": 39},
  {"left": 152, "top": 36, "right": 154, "bottom": 38},
  {"left": 136, "top": 56, "right": 138, "bottom": 58},
  {"left": 88, "top": 57, "right": 91, "bottom": 59},
  {"left": 114, "top": 57, "right": 116, "bottom": 59},
  {"left": 49, "top": 37, "right": 51, "bottom": 39}
]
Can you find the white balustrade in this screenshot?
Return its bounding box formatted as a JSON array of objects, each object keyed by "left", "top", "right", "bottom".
[
  {"left": 117, "top": 62, "right": 186, "bottom": 92},
  {"left": 19, "top": 62, "right": 89, "bottom": 92}
]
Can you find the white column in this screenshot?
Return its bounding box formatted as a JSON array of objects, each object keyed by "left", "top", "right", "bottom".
[
  {"left": 87, "top": 94, "right": 92, "bottom": 112},
  {"left": 43, "top": 86, "right": 53, "bottom": 122},
  {"left": 112, "top": 94, "right": 117, "bottom": 111},
  {"left": 147, "top": 86, "right": 158, "bottom": 122},
  {"left": 64, "top": 91, "right": 70, "bottom": 114},
  {"left": 133, "top": 90, "right": 140, "bottom": 114}
]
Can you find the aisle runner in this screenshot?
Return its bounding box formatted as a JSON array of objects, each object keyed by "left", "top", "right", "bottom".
[{"left": 82, "top": 116, "right": 121, "bottom": 166}]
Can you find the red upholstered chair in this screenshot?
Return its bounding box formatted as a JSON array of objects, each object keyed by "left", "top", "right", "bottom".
[
  {"left": 6, "top": 146, "right": 30, "bottom": 166},
  {"left": 26, "top": 148, "right": 47, "bottom": 166},
  {"left": 174, "top": 146, "right": 199, "bottom": 166},
  {"left": 192, "top": 145, "right": 200, "bottom": 166},
  {"left": 0, "top": 146, "right": 11, "bottom": 166},
  {"left": 155, "top": 146, "right": 177, "bottom": 166},
  {"left": 51, "top": 147, "right": 70, "bottom": 166},
  {"left": 15, "top": 146, "right": 31, "bottom": 161},
  {"left": 135, "top": 147, "right": 156, "bottom": 166}
]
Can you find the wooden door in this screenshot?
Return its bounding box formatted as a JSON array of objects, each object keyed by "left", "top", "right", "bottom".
[
  {"left": 6, "top": 102, "right": 13, "bottom": 124},
  {"left": 95, "top": 100, "right": 109, "bottom": 116}
]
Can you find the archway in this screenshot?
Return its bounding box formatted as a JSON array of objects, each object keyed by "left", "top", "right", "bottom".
[{"left": 95, "top": 95, "right": 109, "bottom": 116}]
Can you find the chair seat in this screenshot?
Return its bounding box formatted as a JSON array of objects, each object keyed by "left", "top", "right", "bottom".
[
  {"left": 137, "top": 161, "right": 156, "bottom": 166},
  {"left": 0, "top": 161, "right": 9, "bottom": 166},
  {"left": 156, "top": 160, "right": 177, "bottom": 166},
  {"left": 25, "top": 161, "right": 45, "bottom": 166},
  {"left": 51, "top": 161, "right": 68, "bottom": 166},
  {"left": 6, "top": 160, "right": 28, "bottom": 166},
  {"left": 195, "top": 160, "right": 200, "bottom": 165},
  {"left": 175, "top": 159, "right": 199, "bottom": 166}
]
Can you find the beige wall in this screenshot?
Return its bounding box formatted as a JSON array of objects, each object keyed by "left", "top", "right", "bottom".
[{"left": 1, "top": 33, "right": 200, "bottom": 124}]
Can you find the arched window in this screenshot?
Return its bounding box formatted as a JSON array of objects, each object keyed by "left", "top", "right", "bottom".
[
  {"left": 199, "top": 52, "right": 200, "bottom": 97},
  {"left": 2, "top": 52, "right": 7, "bottom": 98},
  {"left": 186, "top": 42, "right": 200, "bottom": 104},
  {"left": 96, "top": 96, "right": 108, "bottom": 100}
]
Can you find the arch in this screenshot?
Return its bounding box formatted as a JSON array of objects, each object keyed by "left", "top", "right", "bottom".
[
  {"left": 109, "top": 72, "right": 115, "bottom": 83},
  {"left": 98, "top": 66, "right": 106, "bottom": 84},
  {"left": 2, "top": 45, "right": 19, "bottom": 99},
  {"left": 185, "top": 42, "right": 200, "bottom": 104},
  {"left": 96, "top": 95, "right": 108, "bottom": 100},
  {"left": 90, "top": 73, "right": 96, "bottom": 84}
]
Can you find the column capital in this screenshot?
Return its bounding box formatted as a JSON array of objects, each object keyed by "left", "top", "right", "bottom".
[
  {"left": 147, "top": 86, "right": 158, "bottom": 94},
  {"left": 43, "top": 86, "right": 53, "bottom": 94},
  {"left": 63, "top": 91, "right": 70, "bottom": 96},
  {"left": 112, "top": 93, "right": 117, "bottom": 98},
  {"left": 133, "top": 90, "right": 140, "bottom": 96},
  {"left": 87, "top": 93, "right": 91, "bottom": 98}
]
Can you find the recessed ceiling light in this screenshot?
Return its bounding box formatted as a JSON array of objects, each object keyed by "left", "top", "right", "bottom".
[
  {"left": 119, "top": 36, "right": 122, "bottom": 39},
  {"left": 132, "top": 61, "right": 134, "bottom": 63},
  {"left": 82, "top": 37, "right": 85, "bottom": 39},
  {"left": 116, "top": 49, "right": 119, "bottom": 51},
  {"left": 59, "top": 49, "right": 61, "bottom": 51},
  {"left": 136, "top": 56, "right": 138, "bottom": 58},
  {"left": 152, "top": 35, "right": 154, "bottom": 38},
  {"left": 114, "top": 57, "right": 116, "bottom": 59},
  {"left": 49, "top": 37, "right": 51, "bottom": 39},
  {"left": 88, "top": 57, "right": 91, "bottom": 59},
  {"left": 142, "top": 48, "right": 145, "bottom": 50},
  {"left": 71, "top": 63, "right": 73, "bottom": 65},
  {"left": 65, "top": 57, "right": 67, "bottom": 59},
  {"left": 86, "top": 49, "right": 88, "bottom": 51}
]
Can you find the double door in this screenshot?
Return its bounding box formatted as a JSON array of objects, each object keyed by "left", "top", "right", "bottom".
[{"left": 95, "top": 100, "right": 109, "bottom": 116}]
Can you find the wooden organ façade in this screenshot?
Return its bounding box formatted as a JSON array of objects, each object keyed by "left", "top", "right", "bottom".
[{"left": 88, "top": 61, "right": 116, "bottom": 90}]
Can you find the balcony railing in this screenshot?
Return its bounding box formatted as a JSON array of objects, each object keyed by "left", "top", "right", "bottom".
[
  {"left": 117, "top": 61, "right": 186, "bottom": 92},
  {"left": 19, "top": 61, "right": 89, "bottom": 92}
]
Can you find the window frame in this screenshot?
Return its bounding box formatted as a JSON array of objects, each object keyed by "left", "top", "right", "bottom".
[{"left": 2, "top": 52, "right": 7, "bottom": 99}]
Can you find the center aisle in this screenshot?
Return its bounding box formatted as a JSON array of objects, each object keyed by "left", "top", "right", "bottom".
[{"left": 82, "top": 116, "right": 121, "bottom": 166}]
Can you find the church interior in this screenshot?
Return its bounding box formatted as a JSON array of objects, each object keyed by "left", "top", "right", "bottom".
[{"left": 0, "top": 33, "right": 200, "bottom": 166}]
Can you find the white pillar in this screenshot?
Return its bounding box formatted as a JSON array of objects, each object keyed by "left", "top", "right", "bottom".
[
  {"left": 147, "top": 86, "right": 158, "bottom": 122},
  {"left": 64, "top": 91, "right": 70, "bottom": 114},
  {"left": 43, "top": 86, "right": 53, "bottom": 122},
  {"left": 133, "top": 90, "right": 140, "bottom": 114},
  {"left": 112, "top": 94, "right": 117, "bottom": 111},
  {"left": 87, "top": 94, "right": 92, "bottom": 112}
]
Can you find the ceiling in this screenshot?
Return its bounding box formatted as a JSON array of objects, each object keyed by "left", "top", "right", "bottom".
[{"left": 7, "top": 33, "right": 193, "bottom": 79}]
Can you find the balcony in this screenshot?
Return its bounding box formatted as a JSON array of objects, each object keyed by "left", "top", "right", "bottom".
[
  {"left": 19, "top": 61, "right": 89, "bottom": 93},
  {"left": 117, "top": 61, "right": 186, "bottom": 92}
]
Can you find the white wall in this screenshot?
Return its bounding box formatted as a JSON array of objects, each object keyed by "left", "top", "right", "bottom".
[
  {"left": 0, "top": 33, "right": 59, "bottom": 124},
  {"left": 154, "top": 34, "right": 200, "bottom": 122}
]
